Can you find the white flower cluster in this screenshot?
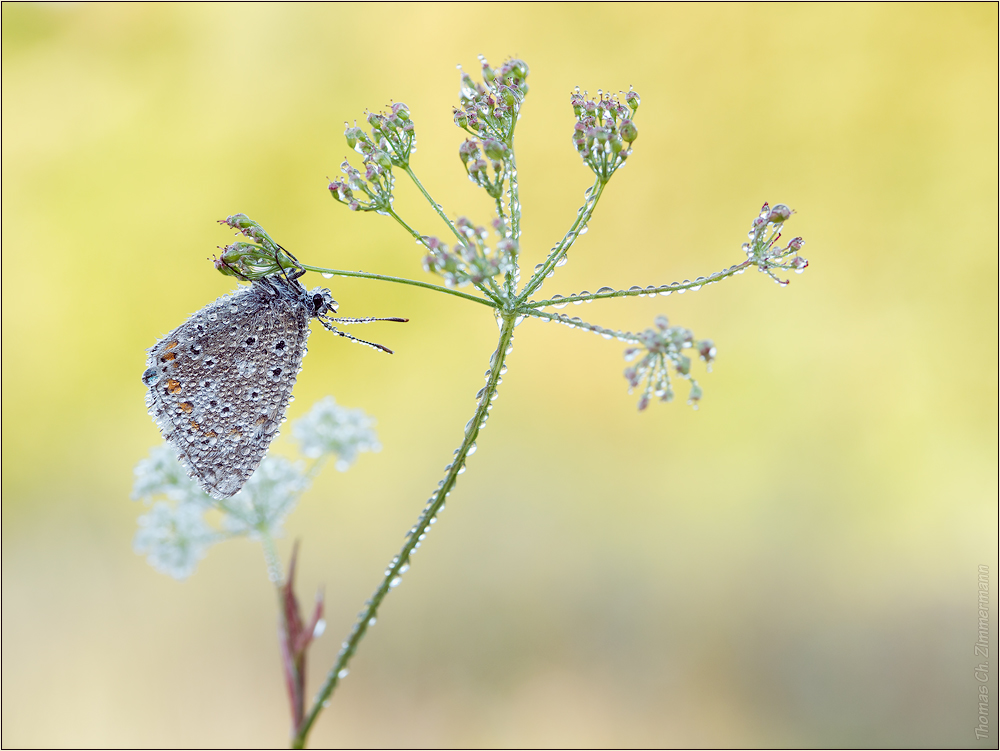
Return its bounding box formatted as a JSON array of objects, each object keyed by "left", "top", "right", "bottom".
[
  {"left": 133, "top": 396, "right": 380, "bottom": 579},
  {"left": 133, "top": 497, "right": 216, "bottom": 580},
  {"left": 292, "top": 396, "right": 381, "bottom": 471},
  {"left": 220, "top": 456, "right": 309, "bottom": 538}
]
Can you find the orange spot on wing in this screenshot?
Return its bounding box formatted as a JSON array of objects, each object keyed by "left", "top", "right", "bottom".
[
  {"left": 166, "top": 379, "right": 182, "bottom": 394},
  {"left": 161, "top": 352, "right": 176, "bottom": 362},
  {"left": 179, "top": 402, "right": 193, "bottom": 413},
  {"left": 165, "top": 341, "right": 179, "bottom": 350}
]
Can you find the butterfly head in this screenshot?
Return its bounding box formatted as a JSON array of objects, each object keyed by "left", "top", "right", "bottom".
[{"left": 306, "top": 287, "right": 338, "bottom": 318}]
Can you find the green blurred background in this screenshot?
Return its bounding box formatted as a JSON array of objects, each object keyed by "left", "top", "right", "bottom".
[{"left": 2, "top": 3, "right": 997, "bottom": 747}]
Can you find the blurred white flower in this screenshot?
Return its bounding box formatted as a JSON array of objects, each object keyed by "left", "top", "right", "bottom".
[
  {"left": 292, "top": 396, "right": 380, "bottom": 471},
  {"left": 223, "top": 456, "right": 309, "bottom": 537},
  {"left": 133, "top": 501, "right": 216, "bottom": 580},
  {"left": 131, "top": 444, "right": 209, "bottom": 506}
]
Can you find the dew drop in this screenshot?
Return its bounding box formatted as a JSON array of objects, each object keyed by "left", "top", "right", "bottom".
[
  {"left": 322, "top": 272, "right": 334, "bottom": 279},
  {"left": 338, "top": 668, "right": 350, "bottom": 679}
]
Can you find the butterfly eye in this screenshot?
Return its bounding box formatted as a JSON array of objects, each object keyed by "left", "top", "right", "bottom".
[{"left": 312, "top": 294, "right": 325, "bottom": 313}]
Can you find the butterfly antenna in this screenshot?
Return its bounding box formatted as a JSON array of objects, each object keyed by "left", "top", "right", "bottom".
[
  {"left": 318, "top": 316, "right": 395, "bottom": 354},
  {"left": 327, "top": 316, "right": 409, "bottom": 325}
]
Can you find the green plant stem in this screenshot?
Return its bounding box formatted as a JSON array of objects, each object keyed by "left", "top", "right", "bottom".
[
  {"left": 293, "top": 314, "right": 519, "bottom": 749},
  {"left": 404, "top": 165, "right": 465, "bottom": 246},
  {"left": 385, "top": 206, "right": 426, "bottom": 245},
  {"left": 506, "top": 150, "right": 521, "bottom": 242},
  {"left": 518, "top": 177, "right": 605, "bottom": 302},
  {"left": 501, "top": 152, "right": 520, "bottom": 297},
  {"left": 523, "top": 259, "right": 754, "bottom": 308},
  {"left": 482, "top": 273, "right": 506, "bottom": 302},
  {"left": 299, "top": 264, "right": 497, "bottom": 309},
  {"left": 522, "top": 308, "right": 643, "bottom": 344}
]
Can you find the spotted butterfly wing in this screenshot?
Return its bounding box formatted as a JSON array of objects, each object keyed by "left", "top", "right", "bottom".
[{"left": 143, "top": 277, "right": 311, "bottom": 499}]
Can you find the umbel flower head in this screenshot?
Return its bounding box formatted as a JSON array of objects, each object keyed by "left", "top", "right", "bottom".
[
  {"left": 421, "top": 217, "right": 517, "bottom": 288},
  {"left": 329, "top": 102, "right": 416, "bottom": 213},
  {"left": 453, "top": 55, "right": 529, "bottom": 144},
  {"left": 571, "top": 87, "right": 640, "bottom": 183},
  {"left": 623, "top": 316, "right": 715, "bottom": 411},
  {"left": 743, "top": 202, "right": 808, "bottom": 286},
  {"left": 213, "top": 213, "right": 300, "bottom": 281}
]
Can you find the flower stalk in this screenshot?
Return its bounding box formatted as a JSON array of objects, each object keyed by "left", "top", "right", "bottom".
[{"left": 293, "top": 314, "right": 517, "bottom": 748}]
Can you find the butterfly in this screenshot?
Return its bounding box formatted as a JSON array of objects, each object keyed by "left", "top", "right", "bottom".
[{"left": 142, "top": 258, "right": 405, "bottom": 499}]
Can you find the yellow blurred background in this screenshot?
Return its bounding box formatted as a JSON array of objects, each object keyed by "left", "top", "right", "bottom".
[{"left": 2, "top": 3, "right": 997, "bottom": 747}]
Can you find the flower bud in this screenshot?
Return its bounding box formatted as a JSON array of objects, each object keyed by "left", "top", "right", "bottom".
[
  {"left": 468, "top": 158, "right": 487, "bottom": 180},
  {"left": 625, "top": 90, "right": 640, "bottom": 111},
  {"left": 213, "top": 242, "right": 290, "bottom": 280},
  {"left": 505, "top": 59, "right": 529, "bottom": 82},
  {"left": 345, "top": 125, "right": 365, "bottom": 150},
  {"left": 500, "top": 86, "right": 518, "bottom": 108},
  {"left": 482, "top": 138, "right": 508, "bottom": 160},
  {"left": 697, "top": 340, "right": 716, "bottom": 364},
  {"left": 391, "top": 102, "right": 410, "bottom": 121},
  {"left": 787, "top": 236, "right": 804, "bottom": 251},
  {"left": 460, "top": 71, "right": 478, "bottom": 93},
  {"left": 767, "top": 204, "right": 793, "bottom": 223},
  {"left": 619, "top": 119, "right": 638, "bottom": 143},
  {"left": 219, "top": 213, "right": 254, "bottom": 231},
  {"left": 687, "top": 382, "right": 703, "bottom": 404},
  {"left": 459, "top": 139, "right": 479, "bottom": 165}
]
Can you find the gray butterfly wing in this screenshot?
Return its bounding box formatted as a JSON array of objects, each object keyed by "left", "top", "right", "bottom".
[{"left": 143, "top": 282, "right": 310, "bottom": 499}]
